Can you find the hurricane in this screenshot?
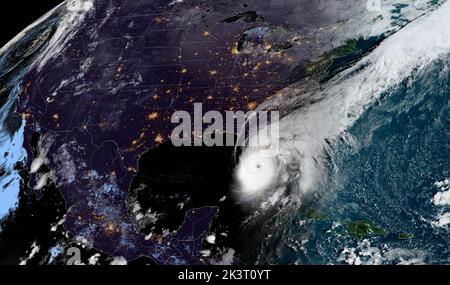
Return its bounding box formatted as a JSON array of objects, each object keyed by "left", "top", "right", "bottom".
[
  {"left": 2, "top": 0, "right": 450, "bottom": 265},
  {"left": 234, "top": 0, "right": 450, "bottom": 264}
]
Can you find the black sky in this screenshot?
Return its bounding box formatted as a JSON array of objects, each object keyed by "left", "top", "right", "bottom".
[{"left": 0, "top": 0, "right": 63, "bottom": 48}]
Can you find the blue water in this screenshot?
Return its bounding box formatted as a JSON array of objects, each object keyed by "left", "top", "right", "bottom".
[
  {"left": 274, "top": 57, "right": 450, "bottom": 264},
  {"left": 0, "top": 84, "right": 27, "bottom": 222}
]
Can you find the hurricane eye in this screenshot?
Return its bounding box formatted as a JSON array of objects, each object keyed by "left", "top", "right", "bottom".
[{"left": 235, "top": 148, "right": 279, "bottom": 197}]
